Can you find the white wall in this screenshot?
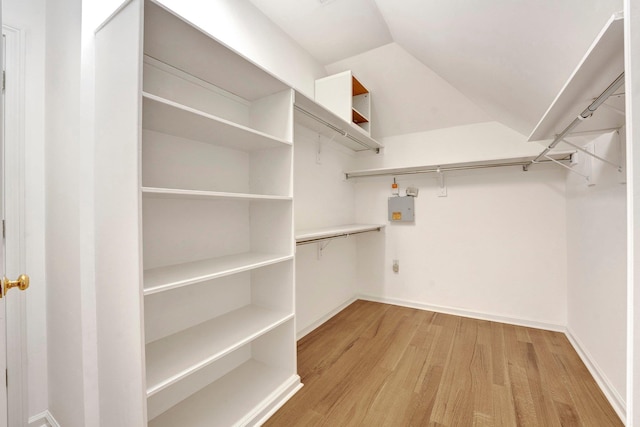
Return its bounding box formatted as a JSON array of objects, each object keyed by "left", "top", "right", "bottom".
[
  {"left": 354, "top": 121, "right": 547, "bottom": 170},
  {"left": 294, "top": 125, "right": 359, "bottom": 337},
  {"left": 45, "top": 0, "right": 89, "bottom": 426},
  {"left": 3, "top": 0, "right": 48, "bottom": 420},
  {"left": 353, "top": 123, "right": 568, "bottom": 328},
  {"left": 625, "top": 0, "right": 640, "bottom": 421},
  {"left": 565, "top": 131, "right": 627, "bottom": 418}
]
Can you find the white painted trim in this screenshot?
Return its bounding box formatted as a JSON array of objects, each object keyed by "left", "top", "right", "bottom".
[
  {"left": 27, "top": 410, "right": 60, "bottom": 427},
  {"left": 296, "top": 297, "right": 357, "bottom": 340},
  {"left": 565, "top": 327, "right": 626, "bottom": 424},
  {"left": 624, "top": 1, "right": 639, "bottom": 424},
  {"left": 94, "top": 0, "right": 136, "bottom": 34},
  {"left": 3, "top": 24, "right": 29, "bottom": 427},
  {"left": 253, "top": 376, "right": 303, "bottom": 426},
  {"left": 357, "top": 294, "right": 566, "bottom": 332}
]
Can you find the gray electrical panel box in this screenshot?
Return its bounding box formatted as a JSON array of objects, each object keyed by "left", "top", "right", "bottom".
[{"left": 388, "top": 196, "right": 415, "bottom": 222}]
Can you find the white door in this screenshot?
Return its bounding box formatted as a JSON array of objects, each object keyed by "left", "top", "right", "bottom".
[
  {"left": 1, "top": 19, "right": 30, "bottom": 427},
  {"left": 0, "top": 4, "right": 7, "bottom": 424}
]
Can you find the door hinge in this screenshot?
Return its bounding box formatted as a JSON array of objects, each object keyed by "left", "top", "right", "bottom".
[
  {"left": 2, "top": 220, "right": 5, "bottom": 239},
  {"left": 2, "top": 70, "right": 5, "bottom": 93},
  {"left": 5, "top": 369, "right": 7, "bottom": 388}
]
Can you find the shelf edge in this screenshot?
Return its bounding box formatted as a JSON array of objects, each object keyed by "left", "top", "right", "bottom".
[
  {"left": 141, "top": 187, "right": 292, "bottom": 201},
  {"left": 143, "top": 254, "right": 294, "bottom": 296},
  {"left": 143, "top": 92, "right": 293, "bottom": 147}
]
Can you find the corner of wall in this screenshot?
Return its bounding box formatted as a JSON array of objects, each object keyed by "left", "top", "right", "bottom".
[
  {"left": 565, "top": 327, "right": 626, "bottom": 423},
  {"left": 28, "top": 410, "right": 60, "bottom": 427}
]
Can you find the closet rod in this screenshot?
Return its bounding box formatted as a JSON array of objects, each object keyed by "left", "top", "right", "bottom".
[
  {"left": 345, "top": 158, "right": 571, "bottom": 179},
  {"left": 296, "top": 228, "right": 383, "bottom": 246},
  {"left": 294, "top": 105, "right": 380, "bottom": 153},
  {"left": 524, "top": 72, "right": 625, "bottom": 171}
]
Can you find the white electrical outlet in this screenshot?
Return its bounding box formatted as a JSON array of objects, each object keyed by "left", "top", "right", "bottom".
[{"left": 392, "top": 259, "right": 399, "bottom": 273}]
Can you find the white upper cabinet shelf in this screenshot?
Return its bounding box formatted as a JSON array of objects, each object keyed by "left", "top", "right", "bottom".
[
  {"left": 143, "top": 253, "right": 293, "bottom": 295},
  {"left": 315, "top": 70, "right": 371, "bottom": 135},
  {"left": 145, "top": 305, "right": 293, "bottom": 396},
  {"left": 142, "top": 93, "right": 291, "bottom": 151},
  {"left": 294, "top": 91, "right": 383, "bottom": 153},
  {"left": 296, "top": 224, "right": 385, "bottom": 245},
  {"left": 529, "top": 12, "right": 624, "bottom": 141}
]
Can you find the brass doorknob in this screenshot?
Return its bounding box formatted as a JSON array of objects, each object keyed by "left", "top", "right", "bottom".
[{"left": 2, "top": 274, "right": 29, "bottom": 297}]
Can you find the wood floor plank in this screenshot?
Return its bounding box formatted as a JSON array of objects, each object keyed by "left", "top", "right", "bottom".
[
  {"left": 489, "top": 322, "right": 506, "bottom": 387},
  {"left": 492, "top": 384, "right": 518, "bottom": 426},
  {"left": 264, "top": 300, "right": 623, "bottom": 427}
]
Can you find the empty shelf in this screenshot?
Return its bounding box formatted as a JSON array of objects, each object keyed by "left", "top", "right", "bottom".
[
  {"left": 142, "top": 92, "right": 292, "bottom": 151},
  {"left": 148, "top": 360, "right": 297, "bottom": 427},
  {"left": 144, "top": 253, "right": 293, "bottom": 295},
  {"left": 352, "top": 108, "right": 369, "bottom": 124},
  {"left": 296, "top": 224, "right": 385, "bottom": 245},
  {"left": 142, "top": 187, "right": 292, "bottom": 202},
  {"left": 146, "top": 306, "right": 293, "bottom": 396}
]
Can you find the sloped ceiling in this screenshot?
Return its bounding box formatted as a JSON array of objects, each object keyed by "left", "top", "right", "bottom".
[
  {"left": 325, "top": 43, "right": 491, "bottom": 138},
  {"left": 247, "top": 0, "right": 392, "bottom": 64},
  {"left": 249, "top": 0, "right": 622, "bottom": 137}
]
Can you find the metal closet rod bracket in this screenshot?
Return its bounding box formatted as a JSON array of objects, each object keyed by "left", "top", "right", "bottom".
[
  {"left": 540, "top": 154, "right": 590, "bottom": 183},
  {"left": 524, "top": 71, "right": 625, "bottom": 172},
  {"left": 561, "top": 138, "right": 622, "bottom": 172}
]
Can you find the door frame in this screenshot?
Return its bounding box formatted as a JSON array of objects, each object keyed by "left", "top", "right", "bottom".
[{"left": 3, "top": 24, "right": 28, "bottom": 426}]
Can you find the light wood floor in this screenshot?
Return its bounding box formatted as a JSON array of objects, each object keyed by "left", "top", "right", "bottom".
[{"left": 265, "top": 300, "right": 622, "bottom": 427}]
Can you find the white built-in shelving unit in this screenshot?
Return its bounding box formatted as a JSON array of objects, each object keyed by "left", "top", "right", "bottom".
[
  {"left": 95, "top": 0, "right": 301, "bottom": 425},
  {"left": 315, "top": 70, "right": 372, "bottom": 136}
]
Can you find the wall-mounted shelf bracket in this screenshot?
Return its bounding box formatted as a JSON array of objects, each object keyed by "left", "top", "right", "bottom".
[
  {"left": 316, "top": 134, "right": 323, "bottom": 165},
  {"left": 539, "top": 153, "right": 591, "bottom": 185},
  {"left": 436, "top": 168, "right": 447, "bottom": 197},
  {"left": 561, "top": 138, "right": 622, "bottom": 172},
  {"left": 598, "top": 99, "right": 625, "bottom": 116},
  {"left": 317, "top": 239, "right": 335, "bottom": 259}
]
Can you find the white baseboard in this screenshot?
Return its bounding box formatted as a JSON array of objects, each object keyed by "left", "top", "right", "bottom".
[
  {"left": 565, "top": 327, "right": 626, "bottom": 424},
  {"left": 357, "top": 294, "right": 565, "bottom": 332},
  {"left": 252, "top": 375, "right": 303, "bottom": 426},
  {"left": 28, "top": 410, "right": 60, "bottom": 427},
  {"left": 296, "top": 297, "right": 357, "bottom": 340}
]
